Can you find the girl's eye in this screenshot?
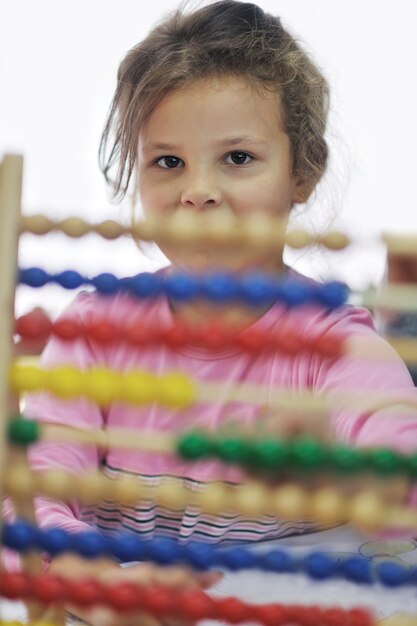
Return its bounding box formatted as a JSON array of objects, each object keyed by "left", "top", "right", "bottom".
[
  {"left": 154, "top": 155, "right": 184, "bottom": 169},
  {"left": 225, "top": 151, "right": 253, "bottom": 166}
]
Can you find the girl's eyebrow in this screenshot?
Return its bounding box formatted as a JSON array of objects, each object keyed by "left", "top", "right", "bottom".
[{"left": 142, "top": 136, "right": 267, "bottom": 152}]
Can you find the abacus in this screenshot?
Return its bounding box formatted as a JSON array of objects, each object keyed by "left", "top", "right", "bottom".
[{"left": 1, "top": 152, "right": 417, "bottom": 626}]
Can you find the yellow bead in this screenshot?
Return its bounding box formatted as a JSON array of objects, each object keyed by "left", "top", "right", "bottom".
[
  {"left": 167, "top": 209, "right": 199, "bottom": 244},
  {"left": 95, "top": 219, "right": 125, "bottom": 239},
  {"left": 36, "top": 469, "right": 75, "bottom": 499},
  {"left": 47, "top": 366, "right": 84, "bottom": 399},
  {"left": 121, "top": 370, "right": 158, "bottom": 405},
  {"left": 111, "top": 476, "right": 144, "bottom": 506},
  {"left": 77, "top": 471, "right": 106, "bottom": 505},
  {"left": 321, "top": 231, "right": 349, "bottom": 251},
  {"left": 22, "top": 214, "right": 54, "bottom": 235},
  {"left": 232, "top": 482, "right": 268, "bottom": 517},
  {"left": 84, "top": 368, "right": 119, "bottom": 405},
  {"left": 4, "top": 465, "right": 35, "bottom": 498},
  {"left": 286, "top": 229, "right": 313, "bottom": 249},
  {"left": 196, "top": 482, "right": 229, "bottom": 514},
  {"left": 9, "top": 363, "right": 44, "bottom": 393},
  {"left": 272, "top": 484, "right": 307, "bottom": 519},
  {"left": 350, "top": 490, "right": 386, "bottom": 532},
  {"left": 153, "top": 480, "right": 188, "bottom": 510},
  {"left": 158, "top": 372, "right": 196, "bottom": 409},
  {"left": 309, "top": 487, "right": 346, "bottom": 525},
  {"left": 59, "top": 217, "right": 90, "bottom": 237}
]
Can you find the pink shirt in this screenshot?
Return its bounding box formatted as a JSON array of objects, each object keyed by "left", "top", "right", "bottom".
[{"left": 4, "top": 269, "right": 417, "bottom": 558}]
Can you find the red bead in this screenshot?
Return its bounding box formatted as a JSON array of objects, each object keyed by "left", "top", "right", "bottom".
[
  {"left": 0, "top": 571, "right": 31, "bottom": 599},
  {"left": 177, "top": 589, "right": 218, "bottom": 621},
  {"left": 125, "top": 321, "right": 155, "bottom": 346},
  {"left": 347, "top": 608, "right": 374, "bottom": 626},
  {"left": 236, "top": 328, "right": 265, "bottom": 352},
  {"left": 322, "top": 607, "right": 348, "bottom": 626},
  {"left": 254, "top": 603, "right": 288, "bottom": 626},
  {"left": 88, "top": 319, "right": 117, "bottom": 345},
  {"left": 105, "top": 582, "right": 142, "bottom": 612},
  {"left": 275, "top": 329, "right": 303, "bottom": 355},
  {"left": 199, "top": 322, "right": 230, "bottom": 350},
  {"left": 297, "top": 605, "right": 323, "bottom": 626},
  {"left": 161, "top": 322, "right": 190, "bottom": 348},
  {"left": 67, "top": 579, "right": 103, "bottom": 607},
  {"left": 32, "top": 573, "right": 67, "bottom": 604},
  {"left": 53, "top": 318, "right": 82, "bottom": 341},
  {"left": 313, "top": 334, "right": 344, "bottom": 358},
  {"left": 141, "top": 586, "right": 176, "bottom": 617},
  {"left": 15, "top": 311, "right": 52, "bottom": 341},
  {"left": 217, "top": 597, "right": 251, "bottom": 624}
]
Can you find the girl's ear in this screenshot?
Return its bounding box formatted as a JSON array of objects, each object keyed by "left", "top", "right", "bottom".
[{"left": 291, "top": 176, "right": 315, "bottom": 205}]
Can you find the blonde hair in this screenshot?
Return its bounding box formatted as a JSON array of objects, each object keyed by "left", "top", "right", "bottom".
[{"left": 99, "top": 0, "right": 330, "bottom": 203}]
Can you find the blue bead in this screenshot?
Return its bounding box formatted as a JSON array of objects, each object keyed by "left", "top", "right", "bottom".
[
  {"left": 107, "top": 533, "right": 146, "bottom": 562},
  {"left": 239, "top": 273, "right": 274, "bottom": 306},
  {"left": 2, "top": 520, "right": 38, "bottom": 552},
  {"left": 317, "top": 281, "right": 349, "bottom": 308},
  {"left": 19, "top": 267, "right": 49, "bottom": 288},
  {"left": 216, "top": 547, "right": 256, "bottom": 571},
  {"left": 92, "top": 273, "right": 120, "bottom": 294},
  {"left": 304, "top": 552, "right": 338, "bottom": 580},
  {"left": 281, "top": 281, "right": 313, "bottom": 307},
  {"left": 183, "top": 541, "right": 215, "bottom": 570},
  {"left": 376, "top": 562, "right": 409, "bottom": 587},
  {"left": 260, "top": 549, "right": 296, "bottom": 573},
  {"left": 130, "top": 273, "right": 162, "bottom": 298},
  {"left": 55, "top": 270, "right": 84, "bottom": 289},
  {"left": 165, "top": 273, "right": 199, "bottom": 301},
  {"left": 342, "top": 556, "right": 373, "bottom": 584},
  {"left": 202, "top": 272, "right": 236, "bottom": 303},
  {"left": 39, "top": 527, "right": 71, "bottom": 556},
  {"left": 71, "top": 531, "right": 108, "bottom": 558},
  {"left": 148, "top": 537, "right": 181, "bottom": 565}
]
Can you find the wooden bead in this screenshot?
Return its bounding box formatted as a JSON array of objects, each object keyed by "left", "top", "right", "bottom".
[
  {"left": 95, "top": 219, "right": 125, "bottom": 239},
  {"left": 241, "top": 213, "right": 278, "bottom": 247},
  {"left": 286, "top": 229, "right": 313, "bottom": 249},
  {"left": 350, "top": 491, "right": 387, "bottom": 531},
  {"left": 195, "top": 482, "right": 229, "bottom": 514},
  {"left": 77, "top": 471, "right": 106, "bottom": 505},
  {"left": 110, "top": 476, "right": 144, "bottom": 506},
  {"left": 166, "top": 209, "right": 199, "bottom": 244},
  {"left": 321, "top": 231, "right": 349, "bottom": 251},
  {"left": 132, "top": 217, "right": 158, "bottom": 242},
  {"left": 271, "top": 484, "right": 307, "bottom": 519},
  {"left": 203, "top": 210, "right": 239, "bottom": 243},
  {"left": 232, "top": 482, "right": 269, "bottom": 517},
  {"left": 309, "top": 487, "right": 346, "bottom": 525},
  {"left": 22, "top": 214, "right": 54, "bottom": 235},
  {"left": 4, "top": 465, "right": 35, "bottom": 498},
  {"left": 153, "top": 480, "right": 188, "bottom": 510},
  {"left": 36, "top": 469, "right": 75, "bottom": 499},
  {"left": 59, "top": 217, "right": 90, "bottom": 237}
]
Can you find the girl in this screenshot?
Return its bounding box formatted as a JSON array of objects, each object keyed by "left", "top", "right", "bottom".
[{"left": 4, "top": 2, "right": 417, "bottom": 624}]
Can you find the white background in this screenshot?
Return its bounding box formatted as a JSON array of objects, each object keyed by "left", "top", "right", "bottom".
[{"left": 1, "top": 0, "right": 416, "bottom": 316}]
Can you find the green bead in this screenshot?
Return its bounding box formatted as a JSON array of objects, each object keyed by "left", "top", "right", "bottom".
[
  {"left": 365, "top": 448, "right": 404, "bottom": 475},
  {"left": 406, "top": 453, "right": 417, "bottom": 479},
  {"left": 330, "top": 445, "right": 363, "bottom": 474},
  {"left": 177, "top": 431, "right": 212, "bottom": 460},
  {"left": 289, "top": 437, "right": 328, "bottom": 471},
  {"left": 251, "top": 439, "right": 290, "bottom": 471},
  {"left": 7, "top": 416, "right": 40, "bottom": 446},
  {"left": 215, "top": 437, "right": 251, "bottom": 464}
]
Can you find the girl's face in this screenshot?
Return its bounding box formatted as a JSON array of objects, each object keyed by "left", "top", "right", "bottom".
[{"left": 137, "top": 76, "right": 309, "bottom": 274}]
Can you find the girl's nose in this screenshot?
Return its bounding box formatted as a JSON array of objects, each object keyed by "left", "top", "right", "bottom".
[{"left": 180, "top": 174, "right": 222, "bottom": 210}]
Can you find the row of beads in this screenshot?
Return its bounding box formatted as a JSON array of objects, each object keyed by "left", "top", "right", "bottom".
[
  {"left": 8, "top": 416, "right": 417, "bottom": 482},
  {"left": 177, "top": 431, "right": 417, "bottom": 477},
  {"left": 14, "top": 309, "right": 345, "bottom": 358},
  {"left": 19, "top": 268, "right": 349, "bottom": 308},
  {"left": 4, "top": 466, "right": 416, "bottom": 532},
  {"left": 0, "top": 569, "right": 373, "bottom": 626},
  {"left": 9, "top": 364, "right": 196, "bottom": 408},
  {"left": 21, "top": 214, "right": 351, "bottom": 251},
  {"left": 2, "top": 520, "right": 415, "bottom": 588}
]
